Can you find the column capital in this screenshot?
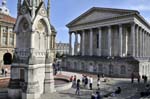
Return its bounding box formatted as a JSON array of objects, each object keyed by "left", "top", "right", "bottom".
[{"left": 130, "top": 22, "right": 135, "bottom": 26}]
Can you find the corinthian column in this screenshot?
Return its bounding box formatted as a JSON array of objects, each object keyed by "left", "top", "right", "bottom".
[
  {"left": 74, "top": 32, "right": 78, "bottom": 55},
  {"left": 119, "top": 24, "right": 123, "bottom": 57},
  {"left": 108, "top": 26, "right": 112, "bottom": 56},
  {"left": 136, "top": 26, "right": 139, "bottom": 57},
  {"left": 131, "top": 23, "right": 135, "bottom": 57},
  {"left": 69, "top": 32, "right": 72, "bottom": 55},
  {"left": 82, "top": 30, "right": 85, "bottom": 56},
  {"left": 89, "top": 29, "right": 93, "bottom": 56},
  {"left": 98, "top": 27, "right": 102, "bottom": 56}
]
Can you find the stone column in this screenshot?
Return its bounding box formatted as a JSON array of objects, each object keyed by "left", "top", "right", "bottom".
[
  {"left": 82, "top": 30, "right": 85, "bottom": 56},
  {"left": 108, "top": 26, "right": 112, "bottom": 56},
  {"left": 140, "top": 28, "right": 143, "bottom": 57},
  {"left": 136, "top": 26, "right": 139, "bottom": 57},
  {"left": 142, "top": 30, "right": 145, "bottom": 57},
  {"left": 131, "top": 23, "right": 135, "bottom": 57},
  {"left": 98, "top": 27, "right": 102, "bottom": 56},
  {"left": 89, "top": 29, "right": 93, "bottom": 56},
  {"left": 119, "top": 24, "right": 123, "bottom": 57},
  {"left": 69, "top": 32, "right": 72, "bottom": 55},
  {"left": 74, "top": 32, "right": 78, "bottom": 55}
]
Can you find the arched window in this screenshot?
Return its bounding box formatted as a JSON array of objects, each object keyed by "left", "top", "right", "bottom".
[
  {"left": 81, "top": 62, "right": 85, "bottom": 70},
  {"left": 74, "top": 62, "right": 77, "bottom": 69},
  {"left": 120, "top": 65, "right": 126, "bottom": 74}
]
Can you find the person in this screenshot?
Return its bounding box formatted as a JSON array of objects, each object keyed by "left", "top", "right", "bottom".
[
  {"left": 70, "top": 76, "right": 73, "bottom": 82},
  {"left": 137, "top": 74, "right": 140, "bottom": 83},
  {"left": 97, "top": 74, "right": 100, "bottom": 81},
  {"left": 131, "top": 73, "right": 134, "bottom": 83},
  {"left": 97, "top": 78, "right": 100, "bottom": 90},
  {"left": 73, "top": 75, "right": 77, "bottom": 87},
  {"left": 82, "top": 74, "right": 85, "bottom": 85},
  {"left": 84, "top": 76, "right": 88, "bottom": 88},
  {"left": 89, "top": 76, "right": 93, "bottom": 90},
  {"left": 4, "top": 68, "right": 8, "bottom": 76},
  {"left": 96, "top": 91, "right": 101, "bottom": 99},
  {"left": 75, "top": 79, "right": 80, "bottom": 95},
  {"left": 1, "top": 68, "right": 4, "bottom": 75},
  {"left": 115, "top": 87, "right": 121, "bottom": 94}
]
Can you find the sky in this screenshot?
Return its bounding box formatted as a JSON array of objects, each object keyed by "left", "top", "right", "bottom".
[{"left": 1, "top": 0, "right": 150, "bottom": 43}]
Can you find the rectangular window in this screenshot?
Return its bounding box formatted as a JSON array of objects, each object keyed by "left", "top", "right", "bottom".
[
  {"left": 9, "top": 33, "right": 14, "bottom": 46},
  {"left": 2, "top": 33, "right": 7, "bottom": 46}
]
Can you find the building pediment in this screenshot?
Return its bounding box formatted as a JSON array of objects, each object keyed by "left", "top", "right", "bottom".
[{"left": 67, "top": 7, "right": 138, "bottom": 27}]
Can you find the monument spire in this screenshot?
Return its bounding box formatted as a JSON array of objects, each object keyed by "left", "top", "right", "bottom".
[
  {"left": 17, "top": 0, "right": 21, "bottom": 16},
  {"left": 32, "top": 0, "right": 36, "bottom": 20},
  {"left": 47, "top": 0, "right": 50, "bottom": 19}
]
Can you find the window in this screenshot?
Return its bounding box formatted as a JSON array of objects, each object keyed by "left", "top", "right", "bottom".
[
  {"left": 9, "top": 33, "right": 14, "bottom": 46},
  {"left": 2, "top": 33, "right": 7, "bottom": 46},
  {"left": 98, "top": 64, "right": 103, "bottom": 73},
  {"left": 120, "top": 65, "right": 126, "bottom": 74}
]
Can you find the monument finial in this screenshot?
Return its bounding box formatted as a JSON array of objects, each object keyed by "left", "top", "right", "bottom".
[
  {"left": 47, "top": 0, "right": 50, "bottom": 19},
  {"left": 2, "top": 0, "right": 6, "bottom": 7},
  {"left": 17, "top": 0, "right": 21, "bottom": 16}
]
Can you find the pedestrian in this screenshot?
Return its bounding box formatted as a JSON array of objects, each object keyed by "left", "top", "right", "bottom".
[
  {"left": 97, "top": 78, "right": 100, "bottom": 90},
  {"left": 4, "top": 68, "right": 8, "bottom": 77},
  {"left": 89, "top": 76, "right": 93, "bottom": 90},
  {"left": 82, "top": 74, "right": 85, "bottom": 85},
  {"left": 70, "top": 76, "right": 73, "bottom": 82},
  {"left": 131, "top": 72, "right": 134, "bottom": 83},
  {"left": 137, "top": 74, "right": 140, "bottom": 83},
  {"left": 96, "top": 91, "right": 102, "bottom": 99},
  {"left": 115, "top": 87, "right": 121, "bottom": 94},
  {"left": 84, "top": 76, "right": 88, "bottom": 88},
  {"left": 1, "top": 68, "right": 4, "bottom": 75},
  {"left": 73, "top": 75, "right": 77, "bottom": 87},
  {"left": 97, "top": 74, "right": 100, "bottom": 81},
  {"left": 75, "top": 79, "right": 80, "bottom": 95},
  {"left": 145, "top": 75, "right": 148, "bottom": 84}
]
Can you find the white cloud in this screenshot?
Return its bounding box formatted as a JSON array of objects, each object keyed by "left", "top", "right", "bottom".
[{"left": 129, "top": 5, "right": 150, "bottom": 11}]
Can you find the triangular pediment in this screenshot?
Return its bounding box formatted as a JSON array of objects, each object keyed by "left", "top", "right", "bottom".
[{"left": 67, "top": 7, "right": 138, "bottom": 27}]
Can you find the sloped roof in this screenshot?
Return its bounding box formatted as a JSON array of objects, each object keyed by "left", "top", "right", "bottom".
[{"left": 0, "top": 13, "right": 16, "bottom": 24}]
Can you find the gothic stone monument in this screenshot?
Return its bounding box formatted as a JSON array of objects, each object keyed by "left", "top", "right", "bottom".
[{"left": 8, "top": 0, "right": 55, "bottom": 99}]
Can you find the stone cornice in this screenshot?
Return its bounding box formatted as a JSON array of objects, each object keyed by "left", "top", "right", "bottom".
[{"left": 68, "top": 14, "right": 134, "bottom": 32}]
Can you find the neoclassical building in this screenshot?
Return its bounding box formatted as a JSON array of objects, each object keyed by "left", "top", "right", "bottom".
[
  {"left": 63, "top": 7, "right": 150, "bottom": 78},
  {"left": 0, "top": 0, "right": 16, "bottom": 65},
  {"left": 55, "top": 42, "right": 69, "bottom": 55}
]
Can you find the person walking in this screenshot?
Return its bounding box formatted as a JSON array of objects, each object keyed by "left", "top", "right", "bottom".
[
  {"left": 75, "top": 79, "right": 80, "bottom": 95},
  {"left": 131, "top": 73, "right": 134, "bottom": 83},
  {"left": 97, "top": 78, "right": 101, "bottom": 90},
  {"left": 84, "top": 76, "right": 88, "bottom": 88},
  {"left": 137, "top": 74, "right": 140, "bottom": 83},
  {"left": 89, "top": 76, "right": 93, "bottom": 90}
]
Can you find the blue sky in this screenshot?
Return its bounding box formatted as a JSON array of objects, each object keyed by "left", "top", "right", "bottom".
[{"left": 2, "top": 0, "right": 150, "bottom": 43}]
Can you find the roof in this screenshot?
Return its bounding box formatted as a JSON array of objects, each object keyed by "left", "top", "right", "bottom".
[
  {"left": 66, "top": 7, "right": 139, "bottom": 27},
  {"left": 0, "top": 13, "right": 16, "bottom": 24}
]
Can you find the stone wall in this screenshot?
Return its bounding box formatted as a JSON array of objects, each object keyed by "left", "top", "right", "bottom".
[{"left": 62, "top": 56, "right": 141, "bottom": 78}]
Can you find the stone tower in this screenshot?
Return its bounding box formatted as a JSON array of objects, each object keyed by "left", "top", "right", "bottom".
[{"left": 8, "top": 0, "right": 55, "bottom": 99}]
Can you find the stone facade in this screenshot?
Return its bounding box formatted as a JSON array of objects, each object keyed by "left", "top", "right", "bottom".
[
  {"left": 0, "top": 0, "right": 16, "bottom": 65},
  {"left": 64, "top": 7, "right": 150, "bottom": 78},
  {"left": 55, "top": 42, "right": 69, "bottom": 55},
  {"left": 8, "top": 0, "right": 55, "bottom": 99}
]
